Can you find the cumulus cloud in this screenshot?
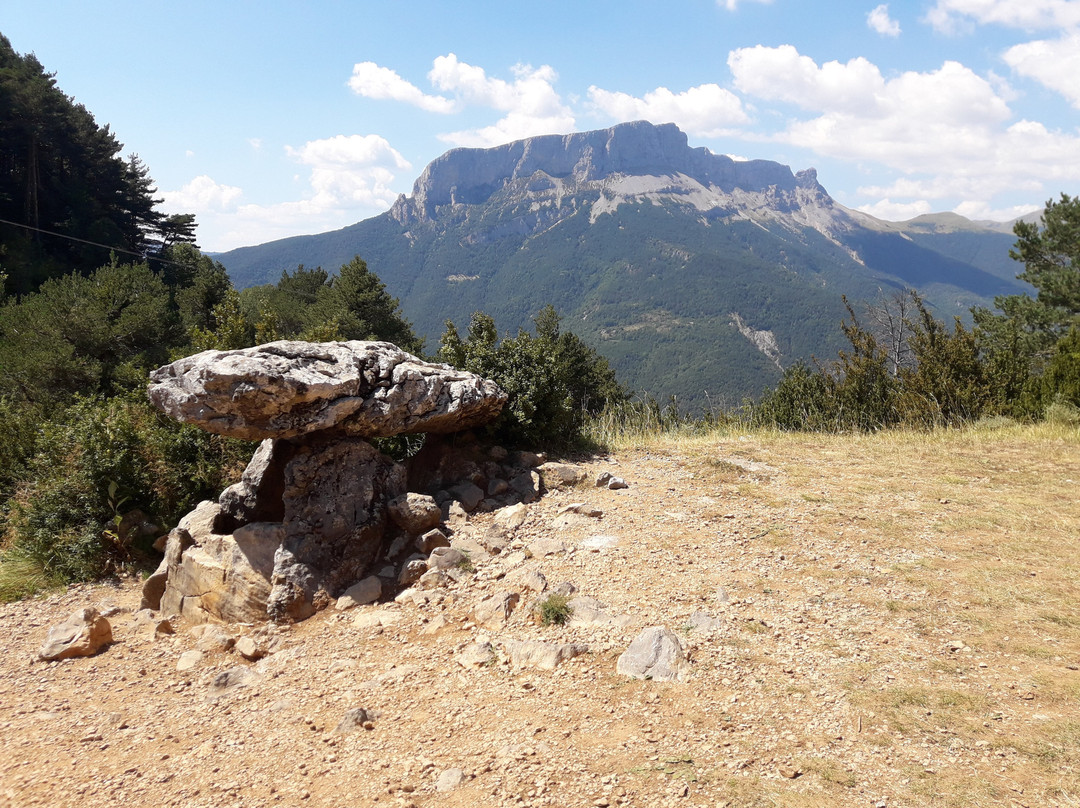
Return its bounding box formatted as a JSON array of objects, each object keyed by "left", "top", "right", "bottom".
[
  {"left": 1004, "top": 31, "right": 1080, "bottom": 107},
  {"left": 160, "top": 175, "right": 243, "bottom": 213},
  {"left": 428, "top": 55, "right": 575, "bottom": 147},
  {"left": 867, "top": 4, "right": 902, "bottom": 36},
  {"left": 924, "top": 0, "right": 1080, "bottom": 32},
  {"left": 284, "top": 134, "right": 411, "bottom": 209},
  {"left": 586, "top": 83, "right": 750, "bottom": 137},
  {"left": 727, "top": 43, "right": 1080, "bottom": 217},
  {"left": 348, "top": 61, "right": 456, "bottom": 113},
  {"left": 856, "top": 198, "right": 933, "bottom": 220},
  {"left": 164, "top": 135, "right": 414, "bottom": 251}
]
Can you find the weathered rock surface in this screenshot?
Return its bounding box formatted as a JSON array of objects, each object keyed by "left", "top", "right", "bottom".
[
  {"left": 336, "top": 576, "right": 382, "bottom": 610},
  {"left": 39, "top": 608, "right": 113, "bottom": 661},
  {"left": 269, "top": 436, "right": 406, "bottom": 622},
  {"left": 148, "top": 340, "right": 507, "bottom": 440},
  {"left": 616, "top": 626, "right": 687, "bottom": 682},
  {"left": 471, "top": 592, "right": 520, "bottom": 631},
  {"left": 387, "top": 493, "right": 441, "bottom": 535},
  {"left": 504, "top": 640, "right": 589, "bottom": 671}
]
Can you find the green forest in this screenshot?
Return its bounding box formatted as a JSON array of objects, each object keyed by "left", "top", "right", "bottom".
[{"left": 1, "top": 34, "right": 1078, "bottom": 601}]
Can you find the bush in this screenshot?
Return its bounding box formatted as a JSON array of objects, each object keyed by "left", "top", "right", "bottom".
[
  {"left": 538, "top": 593, "right": 574, "bottom": 626},
  {"left": 438, "top": 306, "right": 626, "bottom": 449},
  {"left": 1, "top": 395, "right": 251, "bottom": 590}
]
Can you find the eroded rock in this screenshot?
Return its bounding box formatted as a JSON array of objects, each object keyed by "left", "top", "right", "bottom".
[
  {"left": 148, "top": 340, "right": 507, "bottom": 440},
  {"left": 39, "top": 608, "right": 113, "bottom": 661}
]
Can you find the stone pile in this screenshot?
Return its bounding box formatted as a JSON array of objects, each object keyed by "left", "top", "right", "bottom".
[{"left": 142, "top": 340, "right": 511, "bottom": 623}]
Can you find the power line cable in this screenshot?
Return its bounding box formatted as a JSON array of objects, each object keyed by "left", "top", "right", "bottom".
[{"left": 0, "top": 216, "right": 193, "bottom": 269}]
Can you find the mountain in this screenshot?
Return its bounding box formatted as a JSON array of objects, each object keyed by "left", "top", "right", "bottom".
[{"left": 217, "top": 121, "right": 1032, "bottom": 406}]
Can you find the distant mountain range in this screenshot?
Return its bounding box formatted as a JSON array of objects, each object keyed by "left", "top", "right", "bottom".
[{"left": 216, "top": 121, "right": 1033, "bottom": 406}]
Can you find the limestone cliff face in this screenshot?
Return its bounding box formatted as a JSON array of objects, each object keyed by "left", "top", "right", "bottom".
[{"left": 390, "top": 121, "right": 834, "bottom": 227}]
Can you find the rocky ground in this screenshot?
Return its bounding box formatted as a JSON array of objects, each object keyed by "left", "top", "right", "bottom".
[{"left": 2, "top": 427, "right": 1078, "bottom": 808}]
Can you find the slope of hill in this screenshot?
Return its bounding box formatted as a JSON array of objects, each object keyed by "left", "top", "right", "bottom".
[{"left": 217, "top": 121, "right": 1032, "bottom": 405}]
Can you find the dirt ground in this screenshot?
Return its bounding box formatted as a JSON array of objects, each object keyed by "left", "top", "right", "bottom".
[{"left": 2, "top": 425, "right": 1078, "bottom": 808}]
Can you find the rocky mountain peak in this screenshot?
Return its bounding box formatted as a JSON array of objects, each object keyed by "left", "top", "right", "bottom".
[{"left": 391, "top": 121, "right": 820, "bottom": 224}]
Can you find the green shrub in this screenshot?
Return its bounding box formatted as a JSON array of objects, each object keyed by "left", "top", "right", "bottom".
[
  {"left": 538, "top": 593, "right": 574, "bottom": 626},
  {"left": 1, "top": 394, "right": 251, "bottom": 588},
  {"left": 438, "top": 306, "right": 626, "bottom": 449}
]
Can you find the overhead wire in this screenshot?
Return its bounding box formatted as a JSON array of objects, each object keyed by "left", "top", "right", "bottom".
[{"left": 0, "top": 216, "right": 193, "bottom": 270}]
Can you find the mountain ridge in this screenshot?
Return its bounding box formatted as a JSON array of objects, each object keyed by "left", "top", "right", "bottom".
[{"left": 216, "top": 121, "right": 1033, "bottom": 406}]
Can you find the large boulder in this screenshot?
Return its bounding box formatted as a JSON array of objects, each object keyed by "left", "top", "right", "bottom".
[
  {"left": 268, "top": 436, "right": 406, "bottom": 621},
  {"left": 148, "top": 340, "right": 506, "bottom": 440}
]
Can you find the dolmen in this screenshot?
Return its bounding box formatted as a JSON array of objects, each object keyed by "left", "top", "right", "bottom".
[{"left": 142, "top": 340, "right": 507, "bottom": 623}]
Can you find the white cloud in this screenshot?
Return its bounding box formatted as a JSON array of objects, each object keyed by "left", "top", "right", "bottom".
[
  {"left": 428, "top": 54, "right": 575, "bottom": 147},
  {"left": 160, "top": 175, "right": 243, "bottom": 213},
  {"left": 284, "top": 134, "right": 411, "bottom": 209},
  {"left": 1004, "top": 31, "right": 1080, "bottom": 107},
  {"left": 586, "top": 83, "right": 750, "bottom": 137},
  {"left": 165, "top": 135, "right": 414, "bottom": 251},
  {"left": 924, "top": 0, "right": 1080, "bottom": 32},
  {"left": 856, "top": 198, "right": 933, "bottom": 220},
  {"left": 729, "top": 46, "right": 887, "bottom": 114},
  {"left": 727, "top": 44, "right": 1080, "bottom": 215},
  {"left": 867, "top": 4, "right": 902, "bottom": 36},
  {"left": 348, "top": 61, "right": 456, "bottom": 113}
]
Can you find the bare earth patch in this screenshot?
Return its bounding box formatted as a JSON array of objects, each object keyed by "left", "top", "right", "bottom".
[{"left": 2, "top": 423, "right": 1078, "bottom": 808}]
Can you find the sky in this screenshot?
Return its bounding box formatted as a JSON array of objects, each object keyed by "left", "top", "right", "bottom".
[{"left": 4, "top": 0, "right": 1080, "bottom": 252}]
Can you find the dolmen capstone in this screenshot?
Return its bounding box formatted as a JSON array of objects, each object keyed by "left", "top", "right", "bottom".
[{"left": 142, "top": 340, "right": 507, "bottom": 623}]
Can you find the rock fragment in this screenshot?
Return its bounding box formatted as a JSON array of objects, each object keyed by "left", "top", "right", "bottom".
[
  {"left": 617, "top": 626, "right": 687, "bottom": 682},
  {"left": 38, "top": 608, "right": 113, "bottom": 661}
]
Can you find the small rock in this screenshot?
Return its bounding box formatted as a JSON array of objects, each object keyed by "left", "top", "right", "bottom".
[
  {"left": 456, "top": 641, "right": 496, "bottom": 669},
  {"left": 537, "top": 462, "right": 586, "bottom": 490},
  {"left": 177, "top": 650, "right": 204, "bottom": 671},
  {"left": 417, "top": 528, "right": 451, "bottom": 553},
  {"left": 193, "top": 625, "right": 235, "bottom": 653},
  {"left": 493, "top": 502, "right": 530, "bottom": 530},
  {"left": 235, "top": 637, "right": 266, "bottom": 661},
  {"left": 387, "top": 493, "right": 442, "bottom": 534},
  {"left": 336, "top": 576, "right": 382, "bottom": 610},
  {"left": 504, "top": 640, "right": 589, "bottom": 670},
  {"left": 39, "top": 608, "right": 113, "bottom": 661},
  {"left": 605, "top": 476, "right": 628, "bottom": 490},
  {"left": 435, "top": 768, "right": 465, "bottom": 792},
  {"left": 616, "top": 626, "right": 687, "bottom": 682}
]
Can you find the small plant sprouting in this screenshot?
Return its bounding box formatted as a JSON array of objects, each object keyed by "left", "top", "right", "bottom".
[{"left": 538, "top": 593, "right": 573, "bottom": 626}]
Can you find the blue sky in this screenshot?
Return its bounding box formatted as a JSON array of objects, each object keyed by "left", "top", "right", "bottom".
[{"left": 5, "top": 0, "right": 1079, "bottom": 251}]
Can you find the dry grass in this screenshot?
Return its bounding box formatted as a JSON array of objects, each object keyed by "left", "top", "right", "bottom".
[{"left": 610, "top": 419, "right": 1080, "bottom": 806}]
